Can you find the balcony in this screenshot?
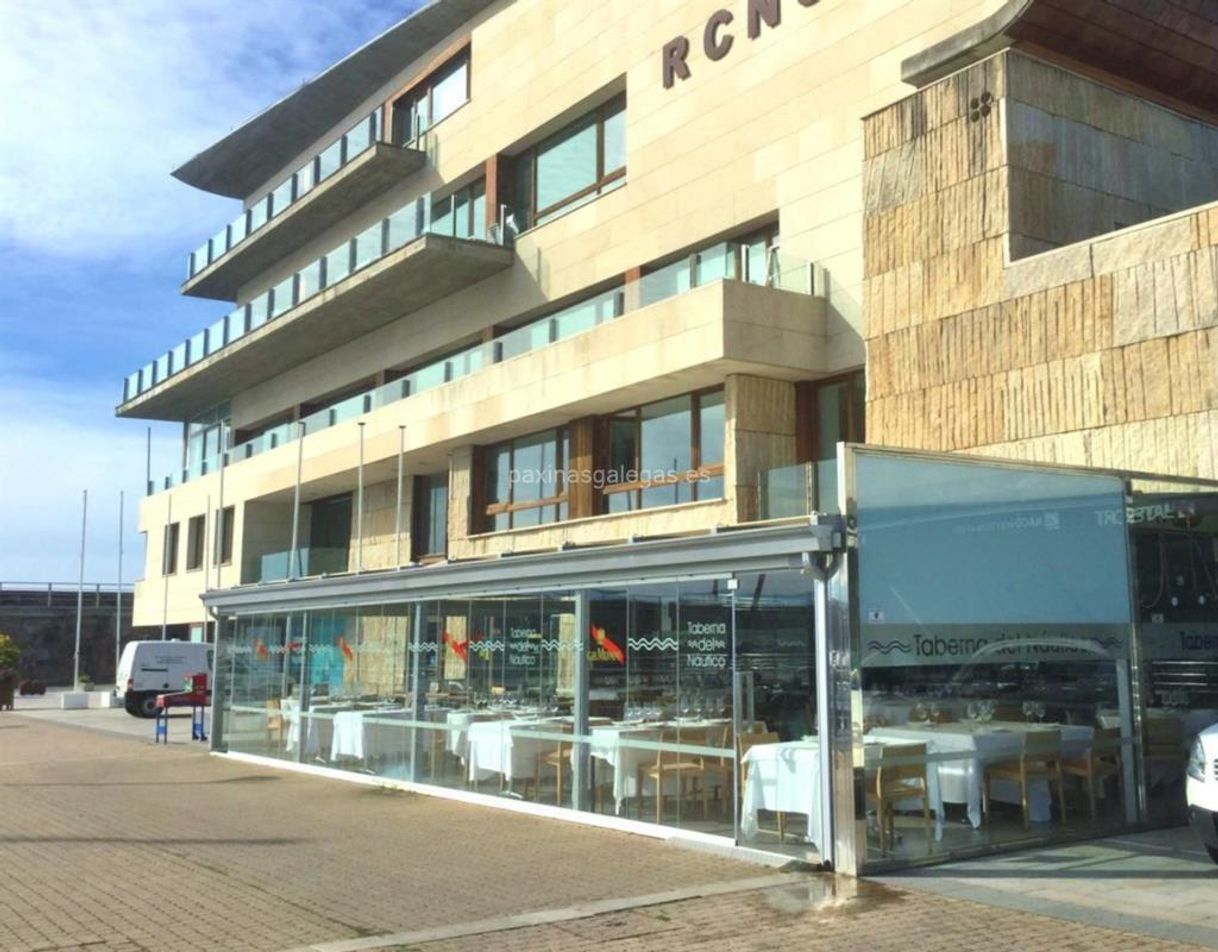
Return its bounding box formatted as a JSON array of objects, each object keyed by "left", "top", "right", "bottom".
[
  {"left": 183, "top": 136, "right": 426, "bottom": 301},
  {"left": 120, "top": 196, "right": 514, "bottom": 421},
  {"left": 146, "top": 241, "right": 828, "bottom": 494}
]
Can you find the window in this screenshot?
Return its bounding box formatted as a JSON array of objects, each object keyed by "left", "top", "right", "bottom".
[
  {"left": 604, "top": 389, "right": 724, "bottom": 513},
  {"left": 393, "top": 49, "right": 470, "bottom": 143},
  {"left": 412, "top": 473, "right": 449, "bottom": 560},
  {"left": 511, "top": 94, "right": 625, "bottom": 230},
  {"left": 431, "top": 179, "right": 486, "bottom": 241},
  {"left": 162, "top": 522, "right": 180, "bottom": 575},
  {"left": 804, "top": 371, "right": 866, "bottom": 462},
  {"left": 213, "top": 506, "right": 234, "bottom": 566},
  {"left": 186, "top": 403, "right": 230, "bottom": 478},
  {"left": 185, "top": 515, "right": 205, "bottom": 572},
  {"left": 482, "top": 428, "right": 569, "bottom": 531}
]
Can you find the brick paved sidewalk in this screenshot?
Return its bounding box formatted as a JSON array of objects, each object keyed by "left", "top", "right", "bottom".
[
  {"left": 386, "top": 878, "right": 1206, "bottom": 952},
  {"left": 0, "top": 715, "right": 756, "bottom": 952},
  {"left": 1, "top": 713, "right": 1210, "bottom": 952}
]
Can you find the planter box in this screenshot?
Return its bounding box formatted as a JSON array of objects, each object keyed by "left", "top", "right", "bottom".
[
  {"left": 59, "top": 692, "right": 89, "bottom": 710},
  {"left": 87, "top": 691, "right": 117, "bottom": 709}
]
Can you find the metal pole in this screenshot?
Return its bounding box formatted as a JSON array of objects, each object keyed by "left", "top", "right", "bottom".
[
  {"left": 357, "top": 422, "right": 366, "bottom": 573},
  {"left": 215, "top": 448, "right": 226, "bottom": 590},
  {"left": 289, "top": 422, "right": 305, "bottom": 580},
  {"left": 161, "top": 494, "right": 172, "bottom": 641},
  {"left": 73, "top": 490, "right": 87, "bottom": 687},
  {"left": 115, "top": 490, "right": 123, "bottom": 684},
  {"left": 203, "top": 494, "right": 211, "bottom": 641},
  {"left": 145, "top": 426, "right": 151, "bottom": 495},
  {"left": 395, "top": 425, "right": 405, "bottom": 567}
]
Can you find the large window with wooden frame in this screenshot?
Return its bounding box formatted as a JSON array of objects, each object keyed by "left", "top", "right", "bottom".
[
  {"left": 162, "top": 522, "right": 180, "bottom": 575},
  {"left": 185, "top": 515, "right": 205, "bottom": 572},
  {"left": 392, "top": 48, "right": 470, "bottom": 143},
  {"left": 603, "top": 389, "right": 725, "bottom": 513},
  {"left": 511, "top": 94, "right": 625, "bottom": 231},
  {"left": 412, "top": 473, "right": 449, "bottom": 561},
  {"left": 213, "top": 506, "right": 234, "bottom": 566},
  {"left": 482, "top": 428, "right": 569, "bottom": 531}
]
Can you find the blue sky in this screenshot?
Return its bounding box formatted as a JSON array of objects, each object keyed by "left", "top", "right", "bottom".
[{"left": 0, "top": 0, "right": 414, "bottom": 583}]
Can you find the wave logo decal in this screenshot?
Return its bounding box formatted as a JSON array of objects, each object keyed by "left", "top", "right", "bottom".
[{"left": 865, "top": 640, "right": 912, "bottom": 655}]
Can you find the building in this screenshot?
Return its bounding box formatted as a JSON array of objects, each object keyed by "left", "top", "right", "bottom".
[{"left": 118, "top": 0, "right": 1218, "bottom": 873}]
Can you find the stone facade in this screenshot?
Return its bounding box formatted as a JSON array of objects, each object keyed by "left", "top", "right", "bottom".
[{"left": 864, "top": 51, "right": 1218, "bottom": 479}]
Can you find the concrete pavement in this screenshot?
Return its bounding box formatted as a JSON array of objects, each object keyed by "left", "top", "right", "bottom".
[{"left": 1, "top": 708, "right": 1214, "bottom": 952}]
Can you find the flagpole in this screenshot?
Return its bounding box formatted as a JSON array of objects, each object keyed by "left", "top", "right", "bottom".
[
  {"left": 73, "top": 490, "right": 87, "bottom": 688},
  {"left": 115, "top": 490, "right": 123, "bottom": 683},
  {"left": 356, "top": 422, "right": 366, "bottom": 573},
  {"left": 394, "top": 425, "right": 405, "bottom": 568}
]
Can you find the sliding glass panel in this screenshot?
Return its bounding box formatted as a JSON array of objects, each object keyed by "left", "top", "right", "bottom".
[{"left": 854, "top": 450, "right": 1133, "bottom": 867}]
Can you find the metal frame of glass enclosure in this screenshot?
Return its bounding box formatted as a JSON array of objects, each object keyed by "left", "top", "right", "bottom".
[{"left": 203, "top": 445, "right": 1218, "bottom": 875}]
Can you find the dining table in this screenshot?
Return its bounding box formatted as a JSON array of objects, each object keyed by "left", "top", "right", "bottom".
[
  {"left": 464, "top": 717, "right": 569, "bottom": 784},
  {"left": 587, "top": 719, "right": 732, "bottom": 814},
  {"left": 867, "top": 721, "right": 1093, "bottom": 827},
  {"left": 282, "top": 699, "right": 347, "bottom": 757},
  {"left": 329, "top": 708, "right": 416, "bottom": 761},
  {"left": 740, "top": 739, "right": 824, "bottom": 846}
]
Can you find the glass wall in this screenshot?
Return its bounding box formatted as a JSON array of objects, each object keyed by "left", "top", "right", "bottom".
[
  {"left": 1128, "top": 480, "right": 1218, "bottom": 825},
  {"left": 215, "top": 568, "right": 821, "bottom": 860},
  {"left": 851, "top": 450, "right": 1136, "bottom": 866}
]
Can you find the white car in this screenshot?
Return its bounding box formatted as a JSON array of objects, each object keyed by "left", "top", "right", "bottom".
[
  {"left": 114, "top": 640, "right": 213, "bottom": 718},
  {"left": 1187, "top": 723, "right": 1218, "bottom": 863}
]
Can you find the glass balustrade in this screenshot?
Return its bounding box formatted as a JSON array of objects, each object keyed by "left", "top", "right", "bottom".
[
  {"left": 186, "top": 112, "right": 382, "bottom": 281},
  {"left": 143, "top": 240, "right": 819, "bottom": 495}
]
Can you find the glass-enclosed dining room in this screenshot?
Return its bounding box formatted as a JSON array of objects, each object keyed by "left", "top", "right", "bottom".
[
  {"left": 208, "top": 445, "right": 1218, "bottom": 874},
  {"left": 212, "top": 528, "right": 833, "bottom": 863}
]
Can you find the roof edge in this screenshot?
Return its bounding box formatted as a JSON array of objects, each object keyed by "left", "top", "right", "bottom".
[{"left": 900, "top": 0, "right": 1032, "bottom": 88}]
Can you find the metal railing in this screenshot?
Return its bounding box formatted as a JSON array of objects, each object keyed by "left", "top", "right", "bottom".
[
  {"left": 0, "top": 582, "right": 134, "bottom": 608},
  {"left": 147, "top": 238, "right": 824, "bottom": 495}
]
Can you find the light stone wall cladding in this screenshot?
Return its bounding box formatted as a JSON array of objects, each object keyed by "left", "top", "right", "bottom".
[
  {"left": 1005, "top": 55, "right": 1218, "bottom": 258},
  {"left": 863, "top": 50, "right": 1218, "bottom": 481},
  {"left": 138, "top": 0, "right": 1018, "bottom": 625}
]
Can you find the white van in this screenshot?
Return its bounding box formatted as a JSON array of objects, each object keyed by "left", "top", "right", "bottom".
[
  {"left": 1187, "top": 722, "right": 1218, "bottom": 863},
  {"left": 115, "top": 640, "right": 213, "bottom": 718}
]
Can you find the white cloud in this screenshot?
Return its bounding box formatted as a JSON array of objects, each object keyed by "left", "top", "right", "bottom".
[{"left": 0, "top": 0, "right": 408, "bottom": 260}]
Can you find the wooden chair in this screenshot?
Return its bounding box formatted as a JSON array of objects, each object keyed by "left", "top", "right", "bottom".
[
  {"left": 1061, "top": 727, "right": 1122, "bottom": 820},
  {"left": 1145, "top": 716, "right": 1185, "bottom": 786},
  {"left": 536, "top": 722, "right": 575, "bottom": 806},
  {"left": 265, "top": 699, "right": 284, "bottom": 747},
  {"left": 738, "top": 730, "right": 784, "bottom": 840},
  {"left": 867, "top": 743, "right": 932, "bottom": 854},
  {"left": 983, "top": 729, "right": 1066, "bottom": 830},
  {"left": 636, "top": 727, "right": 713, "bottom": 823}
]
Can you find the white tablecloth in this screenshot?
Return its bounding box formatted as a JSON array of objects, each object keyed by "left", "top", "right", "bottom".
[
  {"left": 445, "top": 710, "right": 507, "bottom": 757},
  {"left": 868, "top": 722, "right": 1092, "bottom": 827},
  {"left": 329, "top": 709, "right": 414, "bottom": 761},
  {"left": 282, "top": 700, "right": 344, "bottom": 757},
  {"left": 588, "top": 720, "right": 732, "bottom": 814},
  {"left": 465, "top": 718, "right": 565, "bottom": 783},
  {"left": 741, "top": 741, "right": 824, "bottom": 846}
]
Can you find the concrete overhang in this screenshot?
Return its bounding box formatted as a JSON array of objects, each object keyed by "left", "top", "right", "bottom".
[
  {"left": 201, "top": 518, "right": 841, "bottom": 614},
  {"left": 172, "top": 0, "right": 498, "bottom": 199},
  {"left": 903, "top": 0, "right": 1218, "bottom": 116},
  {"left": 148, "top": 279, "right": 827, "bottom": 504},
  {"left": 118, "top": 233, "right": 514, "bottom": 421},
  {"left": 182, "top": 143, "right": 427, "bottom": 302}
]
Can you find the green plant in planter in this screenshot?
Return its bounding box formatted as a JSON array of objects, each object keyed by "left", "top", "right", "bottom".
[
  {"left": 77, "top": 673, "right": 93, "bottom": 689},
  {"left": 0, "top": 632, "right": 20, "bottom": 673}
]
